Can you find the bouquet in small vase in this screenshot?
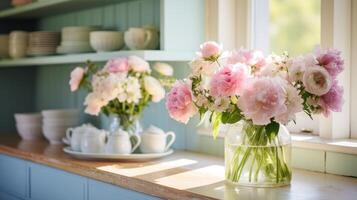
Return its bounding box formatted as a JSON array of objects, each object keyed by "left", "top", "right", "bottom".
[
  {"left": 165, "top": 41, "right": 344, "bottom": 187},
  {"left": 69, "top": 56, "right": 174, "bottom": 133}
]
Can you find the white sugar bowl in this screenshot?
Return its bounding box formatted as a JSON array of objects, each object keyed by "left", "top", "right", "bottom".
[{"left": 140, "top": 125, "right": 175, "bottom": 153}]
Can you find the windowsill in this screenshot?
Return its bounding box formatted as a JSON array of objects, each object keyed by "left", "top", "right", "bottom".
[{"left": 197, "top": 127, "right": 357, "bottom": 155}]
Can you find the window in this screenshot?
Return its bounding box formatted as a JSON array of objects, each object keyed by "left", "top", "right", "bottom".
[{"left": 269, "top": 0, "right": 321, "bottom": 134}]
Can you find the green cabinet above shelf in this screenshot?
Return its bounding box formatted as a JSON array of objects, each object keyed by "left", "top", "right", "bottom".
[
  {"left": 0, "top": 50, "right": 193, "bottom": 67},
  {"left": 0, "top": 0, "right": 124, "bottom": 19}
]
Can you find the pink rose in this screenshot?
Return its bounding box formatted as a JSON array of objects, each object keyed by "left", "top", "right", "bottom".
[
  {"left": 199, "top": 41, "right": 222, "bottom": 60},
  {"left": 210, "top": 63, "right": 248, "bottom": 97},
  {"left": 69, "top": 67, "right": 85, "bottom": 92},
  {"left": 302, "top": 66, "right": 332, "bottom": 96},
  {"left": 227, "top": 48, "right": 266, "bottom": 68},
  {"left": 104, "top": 58, "right": 129, "bottom": 73},
  {"left": 166, "top": 81, "right": 197, "bottom": 123},
  {"left": 316, "top": 48, "right": 344, "bottom": 78},
  {"left": 238, "top": 77, "right": 287, "bottom": 125},
  {"left": 318, "top": 80, "right": 344, "bottom": 117}
]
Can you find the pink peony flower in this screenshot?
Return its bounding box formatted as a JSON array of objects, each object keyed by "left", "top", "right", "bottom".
[
  {"left": 275, "top": 84, "right": 303, "bottom": 124},
  {"left": 210, "top": 63, "right": 248, "bottom": 97},
  {"left": 69, "top": 67, "right": 85, "bottom": 92},
  {"left": 302, "top": 66, "right": 332, "bottom": 96},
  {"left": 318, "top": 80, "right": 344, "bottom": 117},
  {"left": 199, "top": 41, "right": 222, "bottom": 60},
  {"left": 128, "top": 55, "right": 151, "bottom": 73},
  {"left": 166, "top": 81, "right": 197, "bottom": 123},
  {"left": 316, "top": 48, "right": 344, "bottom": 78},
  {"left": 227, "top": 48, "right": 267, "bottom": 68},
  {"left": 238, "top": 77, "right": 287, "bottom": 125},
  {"left": 104, "top": 58, "right": 129, "bottom": 73}
]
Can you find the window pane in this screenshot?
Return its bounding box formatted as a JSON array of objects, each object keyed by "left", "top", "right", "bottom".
[
  {"left": 269, "top": 0, "right": 321, "bottom": 56},
  {"left": 270, "top": 0, "right": 321, "bottom": 134}
]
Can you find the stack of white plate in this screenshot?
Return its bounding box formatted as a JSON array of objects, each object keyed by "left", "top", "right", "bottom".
[
  {"left": 57, "top": 26, "right": 98, "bottom": 54},
  {"left": 42, "top": 109, "right": 80, "bottom": 144},
  {"left": 14, "top": 113, "right": 43, "bottom": 140},
  {"left": 27, "top": 31, "right": 60, "bottom": 56}
]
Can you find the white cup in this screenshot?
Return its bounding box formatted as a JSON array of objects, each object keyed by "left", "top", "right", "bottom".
[{"left": 66, "top": 124, "right": 94, "bottom": 151}]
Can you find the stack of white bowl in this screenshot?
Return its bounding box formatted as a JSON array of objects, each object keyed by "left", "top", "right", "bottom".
[
  {"left": 9, "top": 31, "right": 28, "bottom": 59},
  {"left": 14, "top": 113, "right": 43, "bottom": 140},
  {"left": 57, "top": 26, "right": 97, "bottom": 54},
  {"left": 27, "top": 31, "right": 60, "bottom": 56},
  {"left": 42, "top": 109, "right": 79, "bottom": 144},
  {"left": 0, "top": 34, "right": 9, "bottom": 59}
]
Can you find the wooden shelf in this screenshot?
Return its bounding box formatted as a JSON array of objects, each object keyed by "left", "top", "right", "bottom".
[
  {"left": 0, "top": 0, "right": 123, "bottom": 19},
  {"left": 0, "top": 50, "right": 193, "bottom": 67}
]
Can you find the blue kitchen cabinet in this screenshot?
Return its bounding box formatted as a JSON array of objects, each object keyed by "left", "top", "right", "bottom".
[
  {"left": 0, "top": 154, "right": 160, "bottom": 200},
  {"left": 88, "top": 179, "right": 160, "bottom": 200},
  {"left": 30, "top": 163, "right": 86, "bottom": 200},
  {"left": 0, "top": 154, "right": 28, "bottom": 199}
]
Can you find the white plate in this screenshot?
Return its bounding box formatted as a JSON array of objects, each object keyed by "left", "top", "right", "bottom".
[{"left": 63, "top": 146, "right": 174, "bottom": 161}]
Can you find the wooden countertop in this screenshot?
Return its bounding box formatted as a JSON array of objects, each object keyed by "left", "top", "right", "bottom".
[{"left": 0, "top": 134, "right": 357, "bottom": 200}]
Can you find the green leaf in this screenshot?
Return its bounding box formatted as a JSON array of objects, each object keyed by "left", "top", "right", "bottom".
[
  {"left": 265, "top": 121, "right": 280, "bottom": 140},
  {"left": 221, "top": 108, "right": 242, "bottom": 124},
  {"left": 212, "top": 112, "right": 222, "bottom": 139}
]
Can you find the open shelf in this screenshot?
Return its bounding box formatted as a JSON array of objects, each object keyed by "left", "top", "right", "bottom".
[
  {"left": 0, "top": 50, "right": 193, "bottom": 67},
  {"left": 0, "top": 0, "right": 123, "bottom": 19}
]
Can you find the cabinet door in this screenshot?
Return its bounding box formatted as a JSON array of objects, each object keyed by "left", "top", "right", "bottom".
[
  {"left": 0, "top": 154, "right": 28, "bottom": 199},
  {"left": 88, "top": 180, "right": 161, "bottom": 200},
  {"left": 30, "top": 163, "right": 86, "bottom": 200},
  {"left": 0, "top": 191, "right": 23, "bottom": 200}
]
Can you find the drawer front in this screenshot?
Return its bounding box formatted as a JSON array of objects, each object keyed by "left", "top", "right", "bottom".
[
  {"left": 0, "top": 191, "right": 23, "bottom": 200},
  {"left": 88, "top": 180, "right": 160, "bottom": 200},
  {"left": 30, "top": 163, "right": 86, "bottom": 200},
  {"left": 0, "top": 154, "right": 28, "bottom": 198}
]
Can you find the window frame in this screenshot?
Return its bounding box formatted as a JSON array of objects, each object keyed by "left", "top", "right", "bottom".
[{"left": 202, "top": 0, "right": 354, "bottom": 139}]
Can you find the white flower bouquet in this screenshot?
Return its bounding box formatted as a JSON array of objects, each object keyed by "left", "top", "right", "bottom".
[{"left": 69, "top": 56, "right": 174, "bottom": 130}]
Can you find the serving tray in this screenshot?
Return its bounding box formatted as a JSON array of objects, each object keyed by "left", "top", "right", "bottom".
[{"left": 63, "top": 147, "right": 174, "bottom": 161}]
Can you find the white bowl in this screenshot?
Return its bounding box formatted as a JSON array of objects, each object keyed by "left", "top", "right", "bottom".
[
  {"left": 42, "top": 125, "right": 69, "bottom": 144},
  {"left": 15, "top": 113, "right": 42, "bottom": 124},
  {"left": 43, "top": 118, "right": 79, "bottom": 126},
  {"left": 16, "top": 124, "right": 43, "bottom": 140},
  {"left": 90, "top": 31, "right": 124, "bottom": 52},
  {"left": 42, "top": 109, "right": 79, "bottom": 118}
]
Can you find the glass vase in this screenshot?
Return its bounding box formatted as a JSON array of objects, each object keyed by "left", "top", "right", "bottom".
[
  {"left": 224, "top": 121, "right": 292, "bottom": 187},
  {"left": 108, "top": 114, "right": 143, "bottom": 135}
]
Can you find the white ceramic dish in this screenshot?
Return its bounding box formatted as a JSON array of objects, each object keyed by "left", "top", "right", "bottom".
[
  {"left": 90, "top": 31, "right": 124, "bottom": 52},
  {"left": 43, "top": 117, "right": 79, "bottom": 126},
  {"left": 42, "top": 109, "right": 79, "bottom": 118},
  {"left": 16, "top": 124, "right": 42, "bottom": 140},
  {"left": 63, "top": 146, "right": 174, "bottom": 161},
  {"left": 57, "top": 44, "right": 93, "bottom": 54},
  {"left": 15, "top": 113, "right": 42, "bottom": 123}
]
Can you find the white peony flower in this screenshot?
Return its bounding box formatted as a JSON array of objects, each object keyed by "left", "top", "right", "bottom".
[
  {"left": 302, "top": 66, "right": 332, "bottom": 96},
  {"left": 195, "top": 94, "right": 209, "bottom": 107},
  {"left": 287, "top": 56, "right": 306, "bottom": 82},
  {"left": 84, "top": 93, "right": 106, "bottom": 116},
  {"left": 144, "top": 76, "right": 165, "bottom": 102},
  {"left": 124, "top": 77, "right": 142, "bottom": 103},
  {"left": 153, "top": 62, "right": 173, "bottom": 76},
  {"left": 128, "top": 55, "right": 151, "bottom": 73},
  {"left": 190, "top": 58, "right": 218, "bottom": 76},
  {"left": 275, "top": 84, "right": 303, "bottom": 124}
]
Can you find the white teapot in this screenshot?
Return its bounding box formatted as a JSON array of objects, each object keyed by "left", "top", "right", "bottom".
[
  {"left": 66, "top": 124, "right": 94, "bottom": 151},
  {"left": 105, "top": 129, "right": 141, "bottom": 154},
  {"left": 140, "top": 125, "right": 176, "bottom": 153},
  {"left": 80, "top": 128, "right": 107, "bottom": 153}
]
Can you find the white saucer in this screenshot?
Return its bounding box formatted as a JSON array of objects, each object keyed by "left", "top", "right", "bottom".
[{"left": 63, "top": 146, "right": 174, "bottom": 161}]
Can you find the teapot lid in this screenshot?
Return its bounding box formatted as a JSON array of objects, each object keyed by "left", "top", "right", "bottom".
[
  {"left": 113, "top": 129, "right": 129, "bottom": 136},
  {"left": 145, "top": 125, "right": 165, "bottom": 134}
]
